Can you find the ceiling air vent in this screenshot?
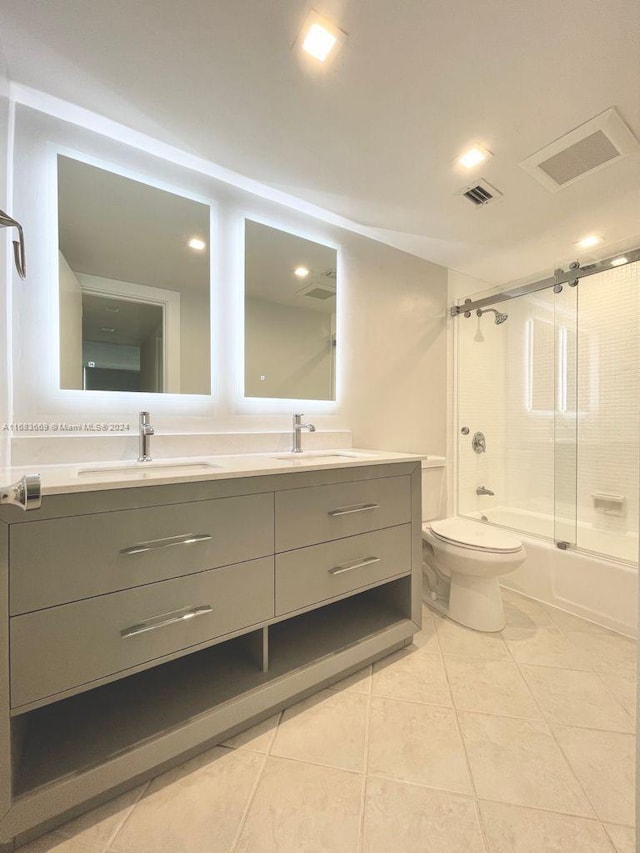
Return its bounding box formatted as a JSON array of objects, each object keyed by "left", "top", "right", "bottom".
[
  {"left": 298, "top": 281, "right": 336, "bottom": 300},
  {"left": 520, "top": 107, "right": 640, "bottom": 192},
  {"left": 459, "top": 179, "right": 502, "bottom": 207}
]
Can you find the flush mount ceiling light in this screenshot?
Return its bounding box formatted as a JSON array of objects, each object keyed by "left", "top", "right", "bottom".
[
  {"left": 188, "top": 237, "right": 206, "bottom": 251},
  {"left": 294, "top": 266, "right": 310, "bottom": 278},
  {"left": 611, "top": 256, "right": 628, "bottom": 267},
  {"left": 458, "top": 145, "right": 492, "bottom": 169},
  {"left": 577, "top": 235, "right": 602, "bottom": 248},
  {"left": 298, "top": 11, "right": 347, "bottom": 63}
]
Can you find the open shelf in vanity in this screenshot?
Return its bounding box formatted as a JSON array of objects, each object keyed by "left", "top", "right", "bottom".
[
  {"left": 0, "top": 460, "right": 421, "bottom": 850},
  {"left": 12, "top": 578, "right": 411, "bottom": 797}
]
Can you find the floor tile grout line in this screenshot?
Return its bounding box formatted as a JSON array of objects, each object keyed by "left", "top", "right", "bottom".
[
  {"left": 436, "top": 602, "right": 632, "bottom": 825},
  {"left": 228, "top": 750, "right": 270, "bottom": 853},
  {"left": 502, "top": 658, "right": 635, "bottom": 733},
  {"left": 102, "top": 780, "right": 151, "bottom": 852},
  {"left": 356, "top": 665, "right": 373, "bottom": 853},
  {"left": 244, "top": 748, "right": 366, "bottom": 777},
  {"left": 502, "top": 623, "right": 615, "bottom": 824},
  {"left": 436, "top": 635, "right": 489, "bottom": 851},
  {"left": 228, "top": 709, "right": 283, "bottom": 852},
  {"left": 362, "top": 769, "right": 636, "bottom": 825}
]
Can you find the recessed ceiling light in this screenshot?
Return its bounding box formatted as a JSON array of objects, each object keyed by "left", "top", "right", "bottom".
[
  {"left": 458, "top": 146, "right": 490, "bottom": 169},
  {"left": 611, "top": 256, "right": 628, "bottom": 267},
  {"left": 299, "top": 11, "right": 346, "bottom": 63},
  {"left": 188, "top": 237, "right": 206, "bottom": 251},
  {"left": 303, "top": 23, "right": 336, "bottom": 61},
  {"left": 294, "top": 266, "right": 310, "bottom": 278},
  {"left": 577, "top": 234, "right": 602, "bottom": 248}
]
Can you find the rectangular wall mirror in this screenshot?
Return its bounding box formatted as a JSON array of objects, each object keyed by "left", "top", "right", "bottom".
[
  {"left": 58, "top": 155, "right": 211, "bottom": 394},
  {"left": 244, "top": 220, "right": 337, "bottom": 401}
]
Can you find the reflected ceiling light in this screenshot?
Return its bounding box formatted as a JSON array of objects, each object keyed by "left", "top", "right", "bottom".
[
  {"left": 577, "top": 234, "right": 602, "bottom": 248},
  {"left": 100, "top": 327, "right": 116, "bottom": 334},
  {"left": 458, "top": 145, "right": 491, "bottom": 169},
  {"left": 610, "top": 256, "right": 628, "bottom": 267},
  {"left": 103, "top": 305, "right": 120, "bottom": 313},
  {"left": 299, "top": 11, "right": 346, "bottom": 63},
  {"left": 294, "top": 266, "right": 310, "bottom": 278},
  {"left": 188, "top": 237, "right": 206, "bottom": 251}
]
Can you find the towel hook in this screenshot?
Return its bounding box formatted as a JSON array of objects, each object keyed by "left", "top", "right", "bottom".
[{"left": 0, "top": 209, "right": 26, "bottom": 279}]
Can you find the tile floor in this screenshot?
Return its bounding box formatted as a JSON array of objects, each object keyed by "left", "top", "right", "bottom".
[{"left": 17, "top": 589, "right": 637, "bottom": 853}]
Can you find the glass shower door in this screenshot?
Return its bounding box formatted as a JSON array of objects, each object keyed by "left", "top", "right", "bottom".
[{"left": 553, "top": 284, "right": 578, "bottom": 548}]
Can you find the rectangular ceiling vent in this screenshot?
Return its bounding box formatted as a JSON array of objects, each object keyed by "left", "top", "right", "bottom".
[
  {"left": 459, "top": 179, "right": 502, "bottom": 207},
  {"left": 519, "top": 107, "right": 640, "bottom": 192},
  {"left": 298, "top": 281, "right": 336, "bottom": 300}
]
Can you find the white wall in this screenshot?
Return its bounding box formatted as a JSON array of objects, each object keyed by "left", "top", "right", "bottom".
[{"left": 7, "top": 104, "right": 448, "bottom": 462}]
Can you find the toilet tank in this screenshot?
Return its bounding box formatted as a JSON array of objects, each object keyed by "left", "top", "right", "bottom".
[{"left": 421, "top": 457, "right": 446, "bottom": 522}]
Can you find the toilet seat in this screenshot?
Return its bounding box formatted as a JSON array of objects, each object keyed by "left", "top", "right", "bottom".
[{"left": 426, "top": 517, "right": 523, "bottom": 554}]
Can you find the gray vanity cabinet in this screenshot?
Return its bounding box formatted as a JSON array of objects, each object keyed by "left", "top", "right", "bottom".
[{"left": 0, "top": 461, "right": 421, "bottom": 851}]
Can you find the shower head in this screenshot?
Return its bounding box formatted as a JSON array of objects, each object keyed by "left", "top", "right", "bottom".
[{"left": 476, "top": 308, "right": 508, "bottom": 325}]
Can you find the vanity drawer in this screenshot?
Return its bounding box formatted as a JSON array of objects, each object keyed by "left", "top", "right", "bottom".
[
  {"left": 10, "top": 492, "right": 274, "bottom": 615},
  {"left": 275, "top": 475, "right": 411, "bottom": 552},
  {"left": 10, "top": 556, "right": 274, "bottom": 709},
  {"left": 275, "top": 524, "right": 411, "bottom": 616}
]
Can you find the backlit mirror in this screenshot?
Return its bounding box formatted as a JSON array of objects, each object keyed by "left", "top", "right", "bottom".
[
  {"left": 58, "top": 156, "right": 211, "bottom": 394},
  {"left": 244, "top": 220, "right": 337, "bottom": 400}
]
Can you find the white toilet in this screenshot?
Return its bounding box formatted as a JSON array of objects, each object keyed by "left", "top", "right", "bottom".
[{"left": 420, "top": 460, "right": 526, "bottom": 632}]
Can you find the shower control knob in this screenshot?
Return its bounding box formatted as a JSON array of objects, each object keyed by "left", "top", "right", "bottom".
[{"left": 460, "top": 427, "right": 470, "bottom": 435}]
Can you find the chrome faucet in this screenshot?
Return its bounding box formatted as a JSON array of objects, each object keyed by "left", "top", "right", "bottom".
[
  {"left": 292, "top": 413, "right": 316, "bottom": 453},
  {"left": 476, "top": 485, "right": 495, "bottom": 496},
  {"left": 138, "top": 411, "right": 155, "bottom": 462}
]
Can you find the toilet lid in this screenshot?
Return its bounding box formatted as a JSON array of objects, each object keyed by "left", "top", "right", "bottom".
[{"left": 428, "top": 517, "right": 523, "bottom": 553}]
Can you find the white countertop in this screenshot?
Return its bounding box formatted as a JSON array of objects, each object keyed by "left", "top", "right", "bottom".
[{"left": 0, "top": 449, "right": 438, "bottom": 497}]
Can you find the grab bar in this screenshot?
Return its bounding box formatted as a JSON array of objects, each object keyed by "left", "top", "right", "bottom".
[{"left": 0, "top": 210, "right": 26, "bottom": 279}]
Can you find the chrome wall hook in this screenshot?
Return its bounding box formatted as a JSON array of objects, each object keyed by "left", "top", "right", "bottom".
[{"left": 0, "top": 209, "right": 26, "bottom": 279}]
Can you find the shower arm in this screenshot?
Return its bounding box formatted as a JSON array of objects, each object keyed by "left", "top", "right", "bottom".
[{"left": 0, "top": 210, "right": 26, "bottom": 279}]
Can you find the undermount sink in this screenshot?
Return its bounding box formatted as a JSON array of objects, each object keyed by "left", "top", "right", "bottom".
[
  {"left": 271, "top": 451, "right": 375, "bottom": 461},
  {"left": 77, "top": 460, "right": 223, "bottom": 478}
]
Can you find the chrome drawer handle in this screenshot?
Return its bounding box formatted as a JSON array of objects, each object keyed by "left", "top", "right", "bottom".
[
  {"left": 121, "top": 605, "right": 213, "bottom": 638},
  {"left": 329, "top": 556, "right": 381, "bottom": 576},
  {"left": 328, "top": 503, "right": 380, "bottom": 517},
  {"left": 120, "top": 533, "right": 212, "bottom": 556}
]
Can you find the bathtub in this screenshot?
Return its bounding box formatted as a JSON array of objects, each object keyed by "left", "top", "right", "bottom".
[{"left": 465, "top": 507, "right": 638, "bottom": 637}]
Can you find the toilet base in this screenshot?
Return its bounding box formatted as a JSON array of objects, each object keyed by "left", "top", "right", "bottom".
[{"left": 448, "top": 573, "right": 505, "bottom": 632}]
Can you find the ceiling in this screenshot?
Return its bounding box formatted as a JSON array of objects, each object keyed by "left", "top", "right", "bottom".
[
  {"left": 246, "top": 220, "right": 336, "bottom": 314},
  {"left": 58, "top": 155, "right": 210, "bottom": 294},
  {"left": 1, "top": 0, "right": 639, "bottom": 285}
]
